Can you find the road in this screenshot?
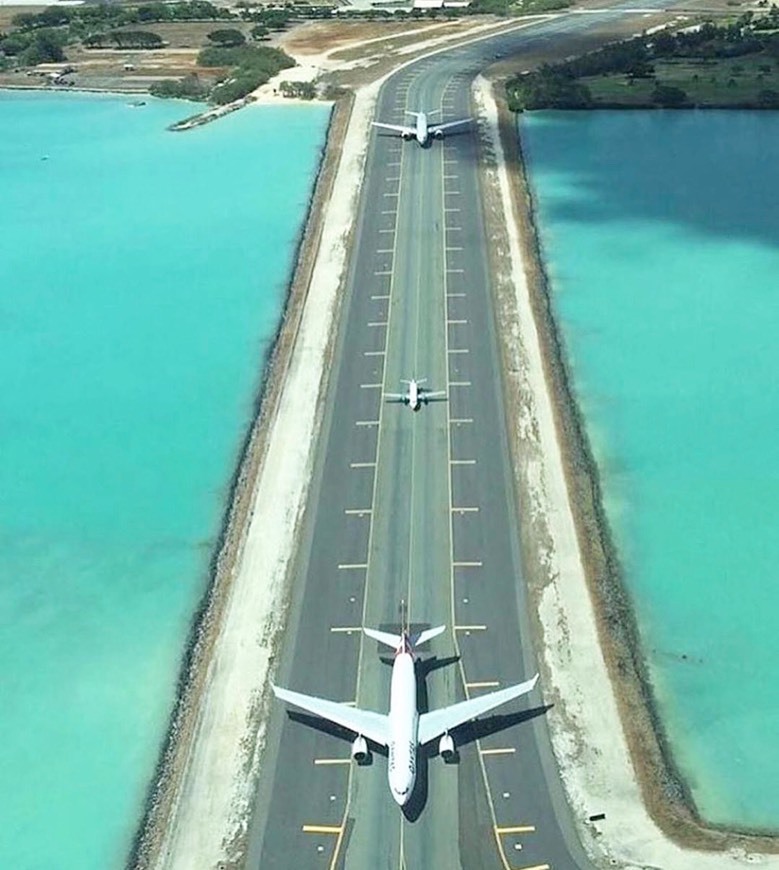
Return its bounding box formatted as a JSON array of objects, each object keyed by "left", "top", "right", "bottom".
[{"left": 247, "top": 6, "right": 670, "bottom": 868}]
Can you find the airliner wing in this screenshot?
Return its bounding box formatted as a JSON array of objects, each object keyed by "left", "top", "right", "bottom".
[
  {"left": 384, "top": 392, "right": 406, "bottom": 402},
  {"left": 372, "top": 121, "right": 414, "bottom": 136},
  {"left": 429, "top": 118, "right": 471, "bottom": 135},
  {"left": 422, "top": 390, "right": 447, "bottom": 401},
  {"left": 273, "top": 685, "right": 390, "bottom": 747},
  {"left": 417, "top": 674, "right": 538, "bottom": 745}
]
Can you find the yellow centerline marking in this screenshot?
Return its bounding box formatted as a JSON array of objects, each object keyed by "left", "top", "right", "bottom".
[{"left": 302, "top": 824, "right": 343, "bottom": 834}]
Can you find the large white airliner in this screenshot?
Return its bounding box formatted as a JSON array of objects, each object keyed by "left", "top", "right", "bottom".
[
  {"left": 273, "top": 622, "right": 539, "bottom": 806},
  {"left": 372, "top": 110, "right": 471, "bottom": 146},
  {"left": 384, "top": 378, "right": 446, "bottom": 412}
]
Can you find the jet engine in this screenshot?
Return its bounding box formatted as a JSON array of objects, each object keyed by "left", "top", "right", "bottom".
[
  {"left": 433, "top": 129, "right": 445, "bottom": 139},
  {"left": 402, "top": 131, "right": 414, "bottom": 140},
  {"left": 351, "top": 735, "right": 369, "bottom": 763},
  {"left": 439, "top": 732, "right": 455, "bottom": 761}
]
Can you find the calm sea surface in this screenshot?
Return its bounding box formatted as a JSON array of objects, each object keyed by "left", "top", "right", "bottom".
[
  {"left": 0, "top": 91, "right": 330, "bottom": 867},
  {"left": 522, "top": 111, "right": 779, "bottom": 830}
]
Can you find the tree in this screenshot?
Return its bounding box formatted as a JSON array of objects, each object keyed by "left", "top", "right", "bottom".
[
  {"left": 20, "top": 29, "right": 65, "bottom": 64},
  {"left": 110, "top": 30, "right": 164, "bottom": 49},
  {"left": 250, "top": 24, "right": 268, "bottom": 40},
  {"left": 207, "top": 28, "right": 245, "bottom": 46},
  {"left": 651, "top": 83, "right": 687, "bottom": 106},
  {"left": 758, "top": 87, "right": 779, "bottom": 105}
]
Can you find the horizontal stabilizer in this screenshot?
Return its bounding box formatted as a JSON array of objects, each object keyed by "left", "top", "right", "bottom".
[
  {"left": 412, "top": 625, "right": 446, "bottom": 647},
  {"left": 363, "top": 627, "right": 402, "bottom": 649}
]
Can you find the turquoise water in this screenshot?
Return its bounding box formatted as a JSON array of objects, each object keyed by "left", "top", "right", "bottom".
[
  {"left": 522, "top": 111, "right": 779, "bottom": 831},
  {"left": 0, "top": 91, "right": 329, "bottom": 867}
]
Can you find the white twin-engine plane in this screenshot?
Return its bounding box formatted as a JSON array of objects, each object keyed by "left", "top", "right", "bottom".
[
  {"left": 384, "top": 378, "right": 446, "bottom": 411},
  {"left": 372, "top": 110, "right": 471, "bottom": 147},
  {"left": 272, "top": 622, "right": 539, "bottom": 806}
]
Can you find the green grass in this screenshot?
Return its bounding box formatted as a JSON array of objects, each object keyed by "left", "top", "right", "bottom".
[{"left": 583, "top": 55, "right": 779, "bottom": 107}]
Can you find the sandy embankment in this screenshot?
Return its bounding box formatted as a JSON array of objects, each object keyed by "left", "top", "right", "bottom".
[{"left": 474, "top": 73, "right": 779, "bottom": 869}]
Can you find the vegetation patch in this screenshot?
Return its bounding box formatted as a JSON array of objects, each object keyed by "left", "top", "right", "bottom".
[
  {"left": 197, "top": 44, "right": 294, "bottom": 103},
  {"left": 506, "top": 12, "right": 779, "bottom": 110}
]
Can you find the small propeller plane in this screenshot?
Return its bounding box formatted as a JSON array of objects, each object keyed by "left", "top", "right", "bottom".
[{"left": 384, "top": 378, "right": 446, "bottom": 412}]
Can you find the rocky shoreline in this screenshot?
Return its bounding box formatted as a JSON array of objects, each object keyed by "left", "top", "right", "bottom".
[
  {"left": 492, "top": 92, "right": 779, "bottom": 856},
  {"left": 127, "top": 94, "right": 350, "bottom": 870}
]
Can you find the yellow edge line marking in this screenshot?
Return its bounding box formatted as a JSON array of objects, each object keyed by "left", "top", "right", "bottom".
[
  {"left": 480, "top": 747, "right": 516, "bottom": 756},
  {"left": 467, "top": 681, "right": 500, "bottom": 689},
  {"left": 302, "top": 825, "right": 343, "bottom": 834},
  {"left": 494, "top": 825, "right": 536, "bottom": 835},
  {"left": 517, "top": 865, "right": 549, "bottom": 870},
  {"left": 314, "top": 758, "right": 352, "bottom": 766}
]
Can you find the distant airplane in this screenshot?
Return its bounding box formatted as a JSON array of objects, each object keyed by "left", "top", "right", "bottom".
[
  {"left": 384, "top": 378, "right": 446, "bottom": 411},
  {"left": 372, "top": 110, "right": 471, "bottom": 146},
  {"left": 272, "top": 613, "right": 539, "bottom": 806}
]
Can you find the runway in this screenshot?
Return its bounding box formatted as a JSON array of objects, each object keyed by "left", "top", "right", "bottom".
[{"left": 246, "top": 6, "right": 670, "bottom": 868}]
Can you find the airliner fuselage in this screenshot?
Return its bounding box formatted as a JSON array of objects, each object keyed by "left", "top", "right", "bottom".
[{"left": 387, "top": 651, "right": 418, "bottom": 804}]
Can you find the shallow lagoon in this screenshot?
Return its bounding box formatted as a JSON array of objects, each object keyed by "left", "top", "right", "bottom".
[
  {"left": 522, "top": 110, "right": 779, "bottom": 830},
  {"left": 0, "top": 92, "right": 330, "bottom": 867}
]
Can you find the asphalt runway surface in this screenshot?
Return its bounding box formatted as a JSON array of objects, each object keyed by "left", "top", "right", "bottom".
[{"left": 247, "top": 5, "right": 670, "bottom": 868}]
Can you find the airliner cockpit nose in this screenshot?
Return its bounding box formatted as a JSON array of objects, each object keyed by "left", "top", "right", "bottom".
[{"left": 391, "top": 784, "right": 410, "bottom": 806}]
